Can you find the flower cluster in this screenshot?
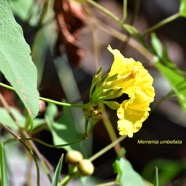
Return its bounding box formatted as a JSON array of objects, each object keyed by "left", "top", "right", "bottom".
[{"left": 89, "top": 46, "right": 155, "bottom": 137}]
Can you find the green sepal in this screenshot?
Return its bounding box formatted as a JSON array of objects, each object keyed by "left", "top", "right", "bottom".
[
  {"left": 103, "top": 101, "right": 120, "bottom": 110},
  {"left": 101, "top": 87, "right": 123, "bottom": 101},
  {"left": 89, "top": 67, "right": 103, "bottom": 97}
]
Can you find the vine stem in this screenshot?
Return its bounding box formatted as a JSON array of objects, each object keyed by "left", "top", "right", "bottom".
[
  {"left": 100, "top": 104, "right": 121, "bottom": 155},
  {"left": 58, "top": 174, "right": 72, "bottom": 186},
  {"left": 143, "top": 13, "right": 180, "bottom": 35},
  {"left": 0, "top": 91, "right": 53, "bottom": 183},
  {"left": 58, "top": 167, "right": 78, "bottom": 186},
  {"left": 39, "top": 96, "right": 91, "bottom": 108},
  {"left": 21, "top": 137, "right": 83, "bottom": 148},
  {"left": 89, "top": 135, "right": 126, "bottom": 162},
  {"left": 86, "top": 0, "right": 120, "bottom": 23},
  {"left": 0, "top": 82, "right": 91, "bottom": 108},
  {"left": 121, "top": 0, "right": 127, "bottom": 23},
  {"left": 155, "top": 167, "right": 159, "bottom": 186},
  {"left": 19, "top": 140, "right": 40, "bottom": 186}
]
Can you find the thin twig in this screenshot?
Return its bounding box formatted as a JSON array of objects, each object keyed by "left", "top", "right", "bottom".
[
  {"left": 0, "top": 123, "right": 20, "bottom": 140},
  {"left": 89, "top": 136, "right": 126, "bottom": 162},
  {"left": 0, "top": 92, "right": 53, "bottom": 182},
  {"left": 100, "top": 104, "right": 121, "bottom": 155},
  {"left": 143, "top": 13, "right": 180, "bottom": 35}
]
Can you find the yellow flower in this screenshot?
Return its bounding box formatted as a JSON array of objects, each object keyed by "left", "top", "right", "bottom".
[
  {"left": 107, "top": 46, "right": 155, "bottom": 137},
  {"left": 88, "top": 45, "right": 155, "bottom": 138}
]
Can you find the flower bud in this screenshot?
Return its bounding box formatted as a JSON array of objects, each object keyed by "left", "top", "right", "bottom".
[
  {"left": 65, "top": 150, "right": 83, "bottom": 164},
  {"left": 103, "top": 101, "right": 120, "bottom": 110},
  {"left": 78, "top": 159, "right": 94, "bottom": 176},
  {"left": 91, "top": 109, "right": 103, "bottom": 121}
]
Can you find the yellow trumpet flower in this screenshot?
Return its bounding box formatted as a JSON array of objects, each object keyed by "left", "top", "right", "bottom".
[{"left": 89, "top": 46, "right": 155, "bottom": 137}]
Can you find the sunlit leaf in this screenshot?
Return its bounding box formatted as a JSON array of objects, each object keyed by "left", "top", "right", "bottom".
[
  {"left": 151, "top": 33, "right": 186, "bottom": 110},
  {"left": 0, "top": 107, "right": 45, "bottom": 130},
  {"left": 45, "top": 104, "right": 84, "bottom": 152},
  {"left": 0, "top": 107, "right": 24, "bottom": 130},
  {"left": 0, "top": 142, "right": 9, "bottom": 186},
  {"left": 51, "top": 154, "right": 64, "bottom": 186},
  {"left": 179, "top": 0, "right": 186, "bottom": 17},
  {"left": 0, "top": 1, "right": 39, "bottom": 118},
  {"left": 113, "top": 157, "right": 146, "bottom": 186}
]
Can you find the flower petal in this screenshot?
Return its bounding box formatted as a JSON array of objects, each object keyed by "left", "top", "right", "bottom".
[
  {"left": 108, "top": 45, "right": 138, "bottom": 76},
  {"left": 117, "top": 91, "right": 152, "bottom": 137},
  {"left": 117, "top": 119, "right": 134, "bottom": 137}
]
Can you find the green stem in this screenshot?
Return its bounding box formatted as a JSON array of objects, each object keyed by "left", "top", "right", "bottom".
[
  {"left": 21, "top": 131, "right": 53, "bottom": 183},
  {"left": 130, "top": 0, "right": 140, "bottom": 25},
  {"left": 86, "top": 0, "right": 120, "bottom": 23},
  {"left": 58, "top": 175, "right": 72, "bottom": 186},
  {"left": 20, "top": 141, "right": 40, "bottom": 186},
  {"left": 155, "top": 167, "right": 159, "bottom": 186},
  {"left": 21, "top": 137, "right": 83, "bottom": 148},
  {"left": 100, "top": 104, "right": 121, "bottom": 155},
  {"left": 0, "top": 82, "right": 92, "bottom": 108},
  {"left": 39, "top": 96, "right": 91, "bottom": 108},
  {"left": 143, "top": 13, "right": 180, "bottom": 35},
  {"left": 58, "top": 169, "right": 77, "bottom": 186},
  {"left": 0, "top": 122, "right": 20, "bottom": 140},
  {"left": 89, "top": 135, "right": 126, "bottom": 162},
  {"left": 0, "top": 82, "right": 14, "bottom": 91},
  {"left": 121, "top": 0, "right": 127, "bottom": 23}
]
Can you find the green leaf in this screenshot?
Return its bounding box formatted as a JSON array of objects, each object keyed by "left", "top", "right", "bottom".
[
  {"left": 0, "top": 142, "right": 9, "bottom": 186},
  {"left": 179, "top": 0, "right": 186, "bottom": 17},
  {"left": 0, "top": 0, "right": 39, "bottom": 118},
  {"left": 45, "top": 104, "right": 84, "bottom": 152},
  {"left": 51, "top": 154, "right": 64, "bottom": 186},
  {"left": 0, "top": 107, "right": 45, "bottom": 131},
  {"left": 151, "top": 33, "right": 186, "bottom": 110},
  {"left": 33, "top": 118, "right": 46, "bottom": 129},
  {"left": 142, "top": 159, "right": 186, "bottom": 185},
  {"left": 9, "top": 0, "right": 40, "bottom": 26},
  {"left": 0, "top": 107, "right": 25, "bottom": 130},
  {"left": 113, "top": 157, "right": 146, "bottom": 186}
]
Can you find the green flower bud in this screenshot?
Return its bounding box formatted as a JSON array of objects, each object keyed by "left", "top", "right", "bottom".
[
  {"left": 89, "top": 67, "right": 103, "bottom": 96},
  {"left": 65, "top": 150, "right": 83, "bottom": 164},
  {"left": 104, "top": 87, "right": 123, "bottom": 100},
  {"left": 103, "top": 101, "right": 120, "bottom": 110},
  {"left": 78, "top": 159, "right": 94, "bottom": 176}
]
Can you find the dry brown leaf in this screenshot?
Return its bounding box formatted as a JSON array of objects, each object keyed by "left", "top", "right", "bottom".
[{"left": 54, "top": 0, "right": 86, "bottom": 66}]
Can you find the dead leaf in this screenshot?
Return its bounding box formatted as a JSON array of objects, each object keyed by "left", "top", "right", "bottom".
[{"left": 54, "top": 0, "right": 86, "bottom": 66}]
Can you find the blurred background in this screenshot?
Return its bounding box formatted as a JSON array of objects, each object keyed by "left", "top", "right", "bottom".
[{"left": 1, "top": 0, "right": 186, "bottom": 185}]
